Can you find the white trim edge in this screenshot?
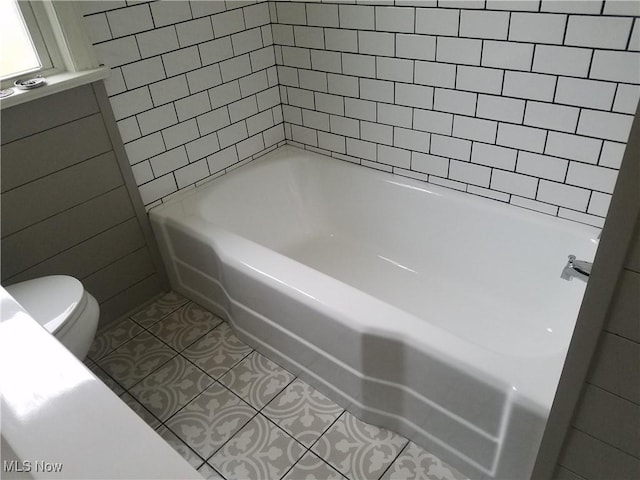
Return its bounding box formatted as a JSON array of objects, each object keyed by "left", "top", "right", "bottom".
[{"left": 0, "top": 67, "right": 110, "bottom": 110}]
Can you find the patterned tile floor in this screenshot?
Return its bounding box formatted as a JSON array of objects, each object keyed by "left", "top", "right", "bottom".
[{"left": 84, "top": 292, "right": 467, "bottom": 480}]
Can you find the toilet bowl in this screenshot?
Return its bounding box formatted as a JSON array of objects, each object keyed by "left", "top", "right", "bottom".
[{"left": 5, "top": 275, "right": 100, "bottom": 360}]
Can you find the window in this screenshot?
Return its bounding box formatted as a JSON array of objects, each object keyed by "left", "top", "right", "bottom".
[
  {"left": 0, "top": 0, "right": 61, "bottom": 88},
  {"left": 0, "top": 0, "right": 108, "bottom": 107}
]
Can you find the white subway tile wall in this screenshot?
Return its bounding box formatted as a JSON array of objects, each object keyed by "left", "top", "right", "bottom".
[
  {"left": 274, "top": 0, "right": 639, "bottom": 227},
  {"left": 82, "top": 0, "right": 284, "bottom": 209},
  {"left": 87, "top": 0, "right": 638, "bottom": 226}
]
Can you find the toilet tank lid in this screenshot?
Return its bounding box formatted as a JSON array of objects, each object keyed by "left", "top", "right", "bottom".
[{"left": 5, "top": 275, "right": 84, "bottom": 334}]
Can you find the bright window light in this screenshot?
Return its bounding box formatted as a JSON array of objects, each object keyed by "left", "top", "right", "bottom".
[{"left": 0, "top": 0, "right": 42, "bottom": 80}]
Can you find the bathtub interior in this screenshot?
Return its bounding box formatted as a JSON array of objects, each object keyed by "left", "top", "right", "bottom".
[{"left": 176, "top": 147, "right": 596, "bottom": 360}]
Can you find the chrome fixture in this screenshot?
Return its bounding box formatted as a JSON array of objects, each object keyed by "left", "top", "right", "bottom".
[{"left": 561, "top": 255, "right": 592, "bottom": 282}]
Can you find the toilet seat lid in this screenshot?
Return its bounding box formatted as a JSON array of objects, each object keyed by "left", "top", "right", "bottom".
[{"left": 5, "top": 275, "right": 84, "bottom": 334}]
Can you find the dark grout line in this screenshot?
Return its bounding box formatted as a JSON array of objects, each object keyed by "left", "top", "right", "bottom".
[{"left": 378, "top": 440, "right": 410, "bottom": 480}]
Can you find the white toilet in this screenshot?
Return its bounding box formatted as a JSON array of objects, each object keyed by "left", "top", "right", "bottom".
[{"left": 6, "top": 275, "right": 100, "bottom": 360}]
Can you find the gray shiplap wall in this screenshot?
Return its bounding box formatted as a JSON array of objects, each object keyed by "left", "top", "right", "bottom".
[{"left": 1, "top": 83, "right": 168, "bottom": 325}]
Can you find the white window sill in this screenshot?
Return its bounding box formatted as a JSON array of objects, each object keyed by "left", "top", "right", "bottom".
[{"left": 0, "top": 67, "right": 110, "bottom": 110}]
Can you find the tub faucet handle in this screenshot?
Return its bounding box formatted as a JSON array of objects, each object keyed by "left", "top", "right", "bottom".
[{"left": 561, "top": 254, "right": 592, "bottom": 282}]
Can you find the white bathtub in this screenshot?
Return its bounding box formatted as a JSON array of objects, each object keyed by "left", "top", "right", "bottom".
[{"left": 150, "top": 145, "right": 598, "bottom": 479}]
